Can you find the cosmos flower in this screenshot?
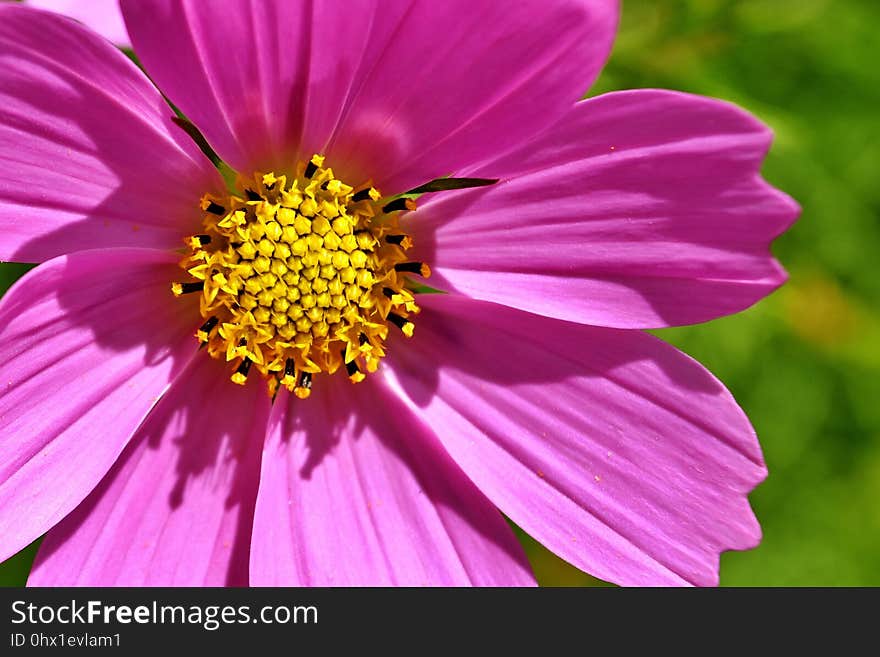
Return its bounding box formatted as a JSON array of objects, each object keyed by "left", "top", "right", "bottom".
[{"left": 0, "top": 0, "right": 798, "bottom": 586}]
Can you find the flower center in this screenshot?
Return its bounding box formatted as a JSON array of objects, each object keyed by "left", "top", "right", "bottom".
[{"left": 172, "top": 155, "right": 427, "bottom": 398}]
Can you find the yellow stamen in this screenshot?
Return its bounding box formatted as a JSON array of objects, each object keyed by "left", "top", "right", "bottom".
[{"left": 174, "top": 155, "right": 425, "bottom": 397}]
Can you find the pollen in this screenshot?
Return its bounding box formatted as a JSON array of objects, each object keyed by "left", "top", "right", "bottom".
[{"left": 172, "top": 155, "right": 427, "bottom": 398}]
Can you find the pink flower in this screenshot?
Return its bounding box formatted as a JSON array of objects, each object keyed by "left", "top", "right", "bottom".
[
  {"left": 21, "top": 0, "right": 129, "bottom": 46},
  {"left": 0, "top": 0, "right": 798, "bottom": 586}
]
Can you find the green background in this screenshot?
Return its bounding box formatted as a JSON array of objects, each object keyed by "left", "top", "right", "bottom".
[{"left": 2, "top": 0, "right": 878, "bottom": 586}]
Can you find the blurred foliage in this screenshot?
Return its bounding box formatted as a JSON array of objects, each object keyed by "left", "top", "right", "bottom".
[{"left": 1, "top": 0, "right": 878, "bottom": 586}]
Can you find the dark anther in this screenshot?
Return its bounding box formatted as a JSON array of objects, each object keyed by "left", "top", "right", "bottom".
[
  {"left": 395, "top": 262, "right": 427, "bottom": 275},
  {"left": 385, "top": 234, "right": 407, "bottom": 245},
  {"left": 405, "top": 177, "right": 500, "bottom": 195},
  {"left": 206, "top": 201, "right": 226, "bottom": 215},
  {"left": 382, "top": 287, "right": 396, "bottom": 299},
  {"left": 358, "top": 332, "right": 370, "bottom": 346},
  {"left": 304, "top": 160, "right": 319, "bottom": 179},
  {"left": 320, "top": 180, "right": 330, "bottom": 190},
  {"left": 343, "top": 351, "right": 361, "bottom": 378},
  {"left": 177, "top": 281, "right": 204, "bottom": 294},
  {"left": 193, "top": 234, "right": 212, "bottom": 245},
  {"left": 265, "top": 181, "right": 276, "bottom": 191},
  {"left": 236, "top": 358, "right": 252, "bottom": 378},
  {"left": 382, "top": 197, "right": 416, "bottom": 214},
  {"left": 351, "top": 188, "right": 373, "bottom": 202},
  {"left": 284, "top": 358, "right": 296, "bottom": 379},
  {"left": 297, "top": 371, "right": 313, "bottom": 390},
  {"left": 199, "top": 316, "right": 219, "bottom": 335},
  {"left": 245, "top": 189, "right": 263, "bottom": 202},
  {"left": 387, "top": 312, "right": 411, "bottom": 331},
  {"left": 238, "top": 338, "right": 248, "bottom": 347}
]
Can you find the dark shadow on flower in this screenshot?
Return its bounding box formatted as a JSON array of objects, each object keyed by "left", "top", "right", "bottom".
[
  {"left": 4, "top": 8, "right": 217, "bottom": 379},
  {"left": 384, "top": 286, "right": 727, "bottom": 411},
  {"left": 7, "top": 37, "right": 218, "bottom": 265},
  {"left": 6, "top": 112, "right": 253, "bottom": 582},
  {"left": 41, "top": 250, "right": 201, "bottom": 368},
  {"left": 406, "top": 148, "right": 797, "bottom": 333},
  {"left": 272, "top": 375, "right": 375, "bottom": 481},
  {"left": 32, "top": 354, "right": 266, "bottom": 586},
  {"left": 6, "top": 32, "right": 274, "bottom": 584},
  {"left": 269, "top": 373, "right": 536, "bottom": 576}
]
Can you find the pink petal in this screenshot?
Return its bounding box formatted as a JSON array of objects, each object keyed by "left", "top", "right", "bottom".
[
  {"left": 0, "top": 4, "right": 222, "bottom": 263},
  {"left": 0, "top": 248, "right": 199, "bottom": 563},
  {"left": 24, "top": 0, "right": 130, "bottom": 46},
  {"left": 412, "top": 90, "right": 800, "bottom": 328},
  {"left": 29, "top": 355, "right": 268, "bottom": 586},
  {"left": 249, "top": 376, "right": 535, "bottom": 586},
  {"left": 386, "top": 294, "right": 767, "bottom": 586},
  {"left": 121, "top": 0, "right": 618, "bottom": 192}
]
